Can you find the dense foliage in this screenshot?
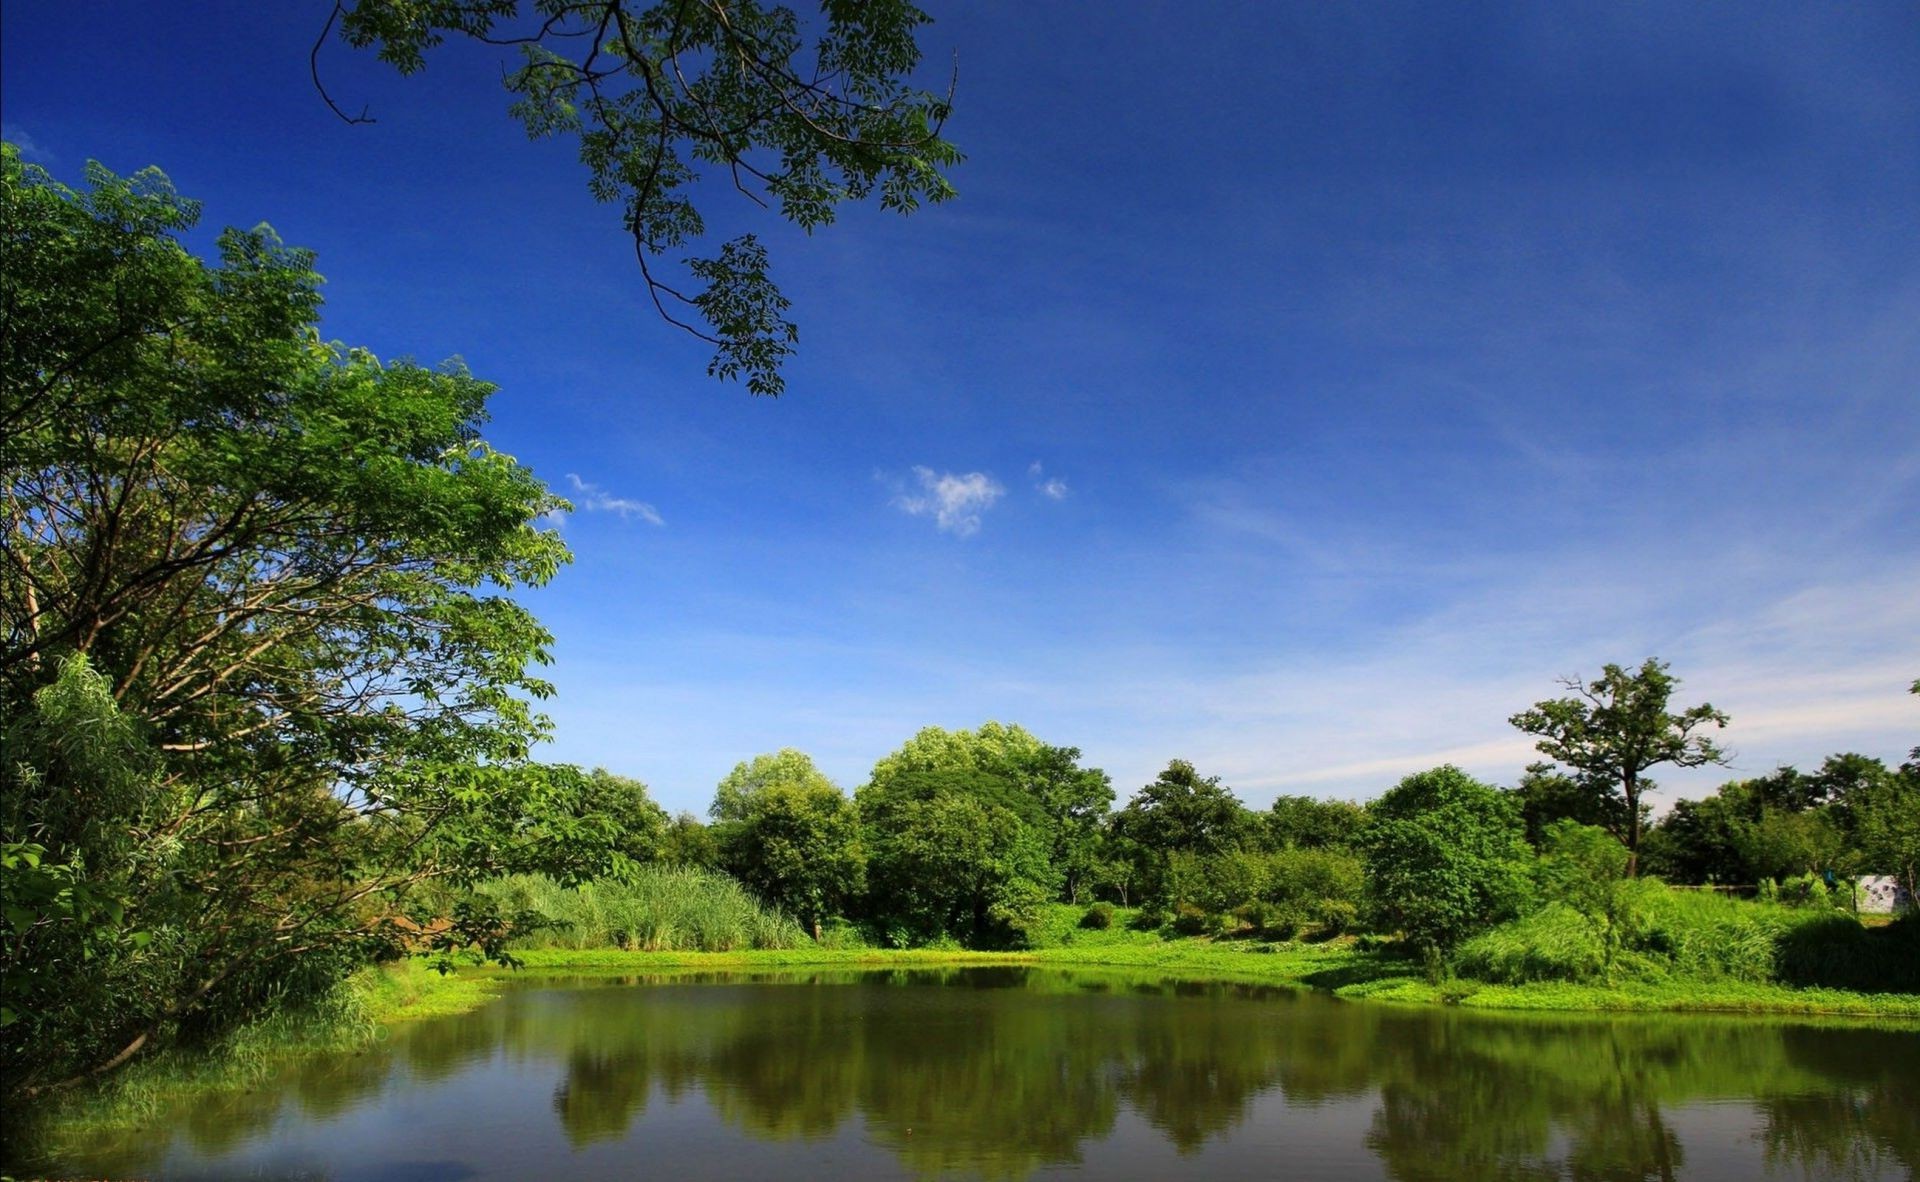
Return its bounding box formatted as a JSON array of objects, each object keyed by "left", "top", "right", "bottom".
[
  {"left": 1361, "top": 766, "right": 1534, "bottom": 967},
  {"left": 0, "top": 148, "right": 625, "bottom": 1096},
  {"left": 332, "top": 0, "right": 961, "bottom": 396}
]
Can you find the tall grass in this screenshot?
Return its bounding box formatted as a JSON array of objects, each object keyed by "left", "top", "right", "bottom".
[
  {"left": 1457, "top": 884, "right": 1920, "bottom": 992},
  {"left": 483, "top": 867, "right": 808, "bottom": 952}
]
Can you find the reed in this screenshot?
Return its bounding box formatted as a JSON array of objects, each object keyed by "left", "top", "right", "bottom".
[{"left": 483, "top": 867, "right": 809, "bottom": 952}]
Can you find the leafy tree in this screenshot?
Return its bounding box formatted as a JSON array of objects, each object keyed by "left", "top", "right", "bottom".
[
  {"left": 1849, "top": 769, "right": 1919, "bottom": 900},
  {"left": 859, "top": 722, "right": 1108, "bottom": 902},
  {"left": 857, "top": 766, "right": 1053, "bottom": 946},
  {"left": 1361, "top": 766, "right": 1532, "bottom": 971},
  {"left": 1506, "top": 762, "right": 1638, "bottom": 849},
  {"left": 1640, "top": 789, "right": 1751, "bottom": 884},
  {"left": 710, "top": 750, "right": 862, "bottom": 938},
  {"left": 1112, "top": 760, "right": 1252, "bottom": 859},
  {"left": 330, "top": 0, "right": 961, "bottom": 396},
  {"left": 712, "top": 748, "right": 838, "bottom": 824},
  {"left": 0, "top": 148, "right": 616, "bottom": 1093},
  {"left": 1509, "top": 659, "right": 1729, "bottom": 873},
  {"left": 1018, "top": 745, "right": 1113, "bottom": 904},
  {"left": 1110, "top": 760, "right": 1253, "bottom": 904},
  {"left": 577, "top": 768, "right": 671, "bottom": 866},
  {"left": 659, "top": 811, "right": 720, "bottom": 868},
  {"left": 1264, "top": 795, "right": 1367, "bottom": 851}
]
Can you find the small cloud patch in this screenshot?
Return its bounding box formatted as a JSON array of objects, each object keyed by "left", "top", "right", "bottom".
[
  {"left": 893, "top": 467, "right": 1004, "bottom": 536},
  {"left": 1029, "top": 460, "right": 1069, "bottom": 500},
  {"left": 565, "top": 473, "right": 663, "bottom": 525}
]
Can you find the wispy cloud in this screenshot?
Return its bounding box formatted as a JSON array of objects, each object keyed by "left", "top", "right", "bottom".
[
  {"left": 2, "top": 125, "right": 51, "bottom": 162},
  {"left": 893, "top": 467, "right": 1004, "bottom": 536},
  {"left": 1028, "top": 460, "right": 1069, "bottom": 500},
  {"left": 565, "top": 474, "right": 663, "bottom": 525}
]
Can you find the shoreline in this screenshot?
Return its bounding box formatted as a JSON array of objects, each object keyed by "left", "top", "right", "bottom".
[{"left": 16, "top": 940, "right": 1916, "bottom": 1162}]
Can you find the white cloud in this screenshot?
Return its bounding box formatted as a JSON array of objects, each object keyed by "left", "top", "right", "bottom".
[
  {"left": 1028, "top": 460, "right": 1069, "bottom": 500},
  {"left": 893, "top": 467, "right": 1003, "bottom": 536},
  {"left": 565, "top": 474, "right": 663, "bottom": 525},
  {"left": 2, "top": 125, "right": 51, "bottom": 162}
]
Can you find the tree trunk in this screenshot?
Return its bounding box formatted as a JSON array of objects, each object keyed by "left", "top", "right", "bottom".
[{"left": 1624, "top": 772, "right": 1642, "bottom": 877}]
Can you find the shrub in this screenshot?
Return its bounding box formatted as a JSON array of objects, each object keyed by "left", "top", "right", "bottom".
[
  {"left": 1131, "top": 905, "right": 1167, "bottom": 931},
  {"left": 1315, "top": 898, "right": 1358, "bottom": 936},
  {"left": 1171, "top": 903, "right": 1223, "bottom": 937},
  {"left": 1362, "top": 766, "right": 1533, "bottom": 959},
  {"left": 1079, "top": 902, "right": 1116, "bottom": 930}
]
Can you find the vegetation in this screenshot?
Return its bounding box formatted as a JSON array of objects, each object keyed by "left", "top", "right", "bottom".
[
  {"left": 481, "top": 868, "right": 807, "bottom": 951},
  {"left": 2, "top": 145, "right": 1913, "bottom": 1124},
  {"left": 0, "top": 148, "right": 631, "bottom": 1099},
  {"left": 331, "top": 0, "right": 961, "bottom": 396},
  {"left": 1362, "top": 766, "right": 1533, "bottom": 971},
  {"left": 1509, "top": 658, "right": 1730, "bottom": 872}
]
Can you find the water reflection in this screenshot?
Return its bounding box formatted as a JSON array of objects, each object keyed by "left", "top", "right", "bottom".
[{"left": 41, "top": 969, "right": 1920, "bottom": 1181}]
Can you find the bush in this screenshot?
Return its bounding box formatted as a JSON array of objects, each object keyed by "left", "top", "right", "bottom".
[
  {"left": 1131, "top": 905, "right": 1167, "bottom": 931},
  {"left": 1079, "top": 902, "right": 1116, "bottom": 930},
  {"left": 1315, "top": 898, "right": 1358, "bottom": 936},
  {"left": 1171, "top": 903, "right": 1224, "bottom": 937}
]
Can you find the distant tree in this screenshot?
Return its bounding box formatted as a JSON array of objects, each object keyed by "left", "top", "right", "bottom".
[
  {"left": 1640, "top": 790, "right": 1750, "bottom": 884},
  {"left": 712, "top": 748, "right": 837, "bottom": 824},
  {"left": 717, "top": 780, "right": 863, "bottom": 939},
  {"left": 1850, "top": 769, "right": 1919, "bottom": 900},
  {"left": 1265, "top": 795, "right": 1367, "bottom": 851},
  {"left": 1510, "top": 659, "right": 1729, "bottom": 874},
  {"left": 659, "top": 811, "right": 720, "bottom": 869},
  {"left": 1506, "top": 762, "right": 1638, "bottom": 849},
  {"left": 1111, "top": 760, "right": 1254, "bottom": 905},
  {"left": 858, "top": 767, "right": 1052, "bottom": 946},
  {"left": 1361, "top": 766, "right": 1532, "bottom": 972},
  {"left": 332, "top": 0, "right": 961, "bottom": 397},
  {"left": 861, "top": 723, "right": 1108, "bottom": 901},
  {"left": 579, "top": 768, "right": 671, "bottom": 866},
  {"left": 1019, "top": 745, "right": 1113, "bottom": 904},
  {"left": 1113, "top": 760, "right": 1252, "bottom": 858}
]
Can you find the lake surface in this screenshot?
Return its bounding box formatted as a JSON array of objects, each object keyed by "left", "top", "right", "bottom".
[{"left": 36, "top": 968, "right": 1920, "bottom": 1180}]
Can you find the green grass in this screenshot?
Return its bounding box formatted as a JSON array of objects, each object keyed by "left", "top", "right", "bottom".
[
  {"left": 1454, "top": 886, "right": 1920, "bottom": 993},
  {"left": 481, "top": 867, "right": 809, "bottom": 951}
]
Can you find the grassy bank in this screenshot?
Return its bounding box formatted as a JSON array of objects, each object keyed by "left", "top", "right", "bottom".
[
  {"left": 19, "top": 922, "right": 1916, "bottom": 1164},
  {"left": 498, "top": 940, "right": 1920, "bottom": 1019}
]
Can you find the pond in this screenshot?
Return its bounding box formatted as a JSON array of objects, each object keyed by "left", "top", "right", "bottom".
[{"left": 35, "top": 968, "right": 1920, "bottom": 1180}]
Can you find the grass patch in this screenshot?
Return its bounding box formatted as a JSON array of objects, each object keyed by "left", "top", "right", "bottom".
[{"left": 481, "top": 868, "right": 808, "bottom": 951}]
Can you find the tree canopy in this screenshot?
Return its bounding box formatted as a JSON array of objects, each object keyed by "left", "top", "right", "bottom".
[
  {"left": 328, "top": 0, "right": 961, "bottom": 396},
  {"left": 1509, "top": 659, "right": 1729, "bottom": 873},
  {"left": 1361, "top": 766, "right": 1533, "bottom": 967},
  {"left": 0, "top": 146, "right": 619, "bottom": 1094}
]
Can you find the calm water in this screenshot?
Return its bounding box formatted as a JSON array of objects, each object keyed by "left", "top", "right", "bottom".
[{"left": 33, "top": 969, "right": 1920, "bottom": 1180}]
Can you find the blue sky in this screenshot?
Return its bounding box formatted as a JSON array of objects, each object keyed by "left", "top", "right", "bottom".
[{"left": 6, "top": 1, "right": 1917, "bottom": 814}]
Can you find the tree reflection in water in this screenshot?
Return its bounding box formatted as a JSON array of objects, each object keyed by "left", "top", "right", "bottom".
[{"left": 52, "top": 970, "right": 1920, "bottom": 1181}]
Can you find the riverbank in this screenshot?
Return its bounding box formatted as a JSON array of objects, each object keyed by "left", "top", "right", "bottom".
[
  {"left": 506, "top": 940, "right": 1920, "bottom": 1019},
  {"left": 16, "top": 935, "right": 1917, "bottom": 1166}
]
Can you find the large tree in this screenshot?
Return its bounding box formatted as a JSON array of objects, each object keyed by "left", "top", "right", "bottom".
[
  {"left": 1361, "top": 766, "right": 1532, "bottom": 971},
  {"left": 1509, "top": 659, "right": 1729, "bottom": 874},
  {"left": 710, "top": 749, "right": 862, "bottom": 937},
  {"left": 0, "top": 147, "right": 617, "bottom": 1094},
  {"left": 328, "top": 0, "right": 962, "bottom": 396}
]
